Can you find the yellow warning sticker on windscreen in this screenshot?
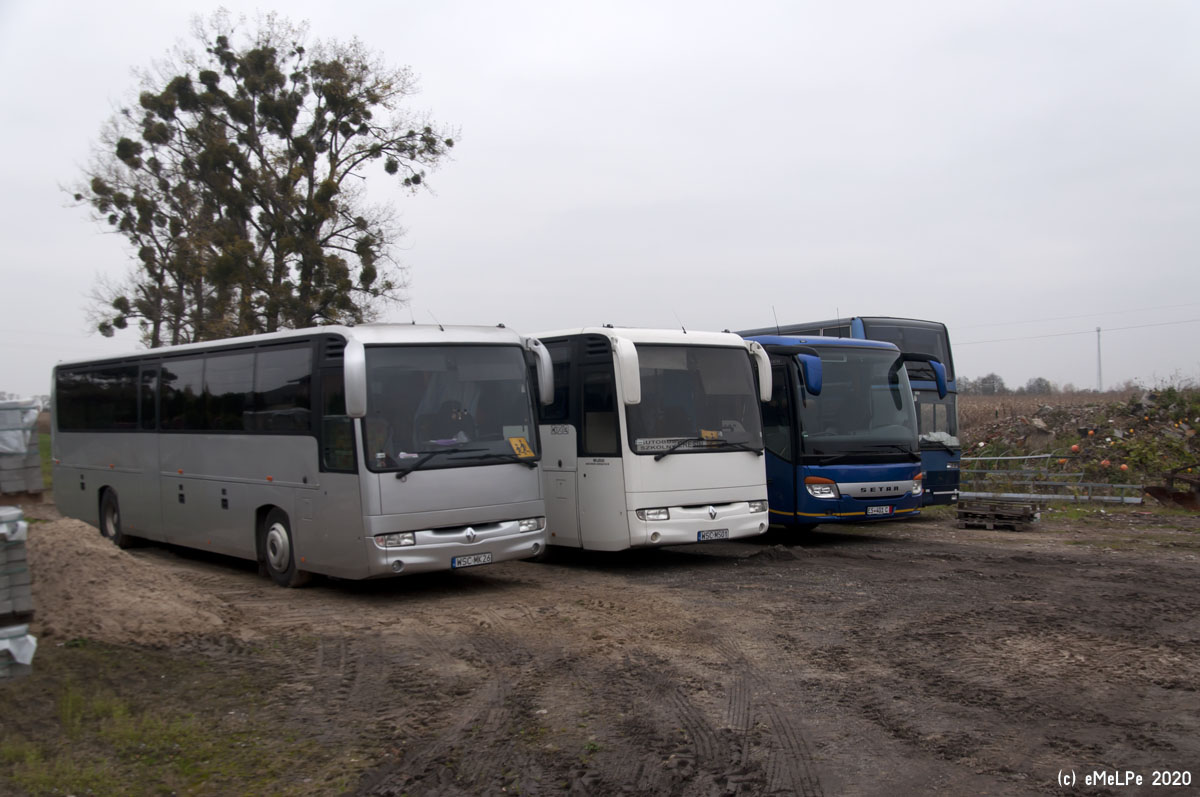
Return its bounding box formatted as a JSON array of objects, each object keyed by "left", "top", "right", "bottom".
[
  {"left": 700, "top": 429, "right": 721, "bottom": 440},
  {"left": 508, "top": 437, "right": 535, "bottom": 458}
]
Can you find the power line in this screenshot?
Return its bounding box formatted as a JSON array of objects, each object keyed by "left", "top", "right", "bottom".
[
  {"left": 957, "top": 318, "right": 1200, "bottom": 346},
  {"left": 954, "top": 302, "right": 1199, "bottom": 331}
]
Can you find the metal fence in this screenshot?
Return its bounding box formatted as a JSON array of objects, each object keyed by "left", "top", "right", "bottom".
[{"left": 959, "top": 453, "right": 1144, "bottom": 504}]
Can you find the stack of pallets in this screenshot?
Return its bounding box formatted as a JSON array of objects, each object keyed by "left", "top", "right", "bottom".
[
  {"left": 0, "top": 506, "right": 36, "bottom": 679},
  {"left": 956, "top": 499, "right": 1039, "bottom": 532}
]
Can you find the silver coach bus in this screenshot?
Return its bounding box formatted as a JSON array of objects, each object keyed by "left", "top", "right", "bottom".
[{"left": 51, "top": 324, "right": 553, "bottom": 586}]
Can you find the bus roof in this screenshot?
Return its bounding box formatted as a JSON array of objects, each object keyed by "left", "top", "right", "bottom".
[
  {"left": 534, "top": 326, "right": 751, "bottom": 348},
  {"left": 53, "top": 323, "right": 531, "bottom": 370},
  {"left": 738, "top": 316, "right": 949, "bottom": 337},
  {"left": 743, "top": 334, "right": 900, "bottom": 352}
]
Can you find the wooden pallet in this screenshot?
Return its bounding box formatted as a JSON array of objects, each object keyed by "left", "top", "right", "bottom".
[{"left": 956, "top": 500, "right": 1039, "bottom": 532}]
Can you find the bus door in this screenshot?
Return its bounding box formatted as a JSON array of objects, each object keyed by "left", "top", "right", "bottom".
[
  {"left": 576, "top": 364, "right": 627, "bottom": 551},
  {"left": 762, "top": 358, "right": 798, "bottom": 521}
]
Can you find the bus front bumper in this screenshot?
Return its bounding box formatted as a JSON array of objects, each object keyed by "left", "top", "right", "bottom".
[
  {"left": 628, "top": 501, "right": 769, "bottom": 547},
  {"left": 364, "top": 519, "right": 548, "bottom": 577}
]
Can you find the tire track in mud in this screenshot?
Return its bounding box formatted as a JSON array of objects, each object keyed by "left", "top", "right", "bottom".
[
  {"left": 712, "top": 636, "right": 824, "bottom": 797},
  {"left": 359, "top": 606, "right": 543, "bottom": 796}
]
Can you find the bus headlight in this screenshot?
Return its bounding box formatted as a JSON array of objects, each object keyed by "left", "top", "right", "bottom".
[
  {"left": 636, "top": 508, "right": 670, "bottom": 521},
  {"left": 912, "top": 475, "right": 924, "bottom": 497},
  {"left": 518, "top": 517, "right": 545, "bottom": 532},
  {"left": 748, "top": 500, "right": 768, "bottom": 513},
  {"left": 375, "top": 532, "right": 415, "bottom": 548},
  {"left": 804, "top": 478, "right": 840, "bottom": 500}
]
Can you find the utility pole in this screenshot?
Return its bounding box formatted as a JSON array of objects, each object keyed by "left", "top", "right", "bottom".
[{"left": 1096, "top": 326, "right": 1102, "bottom": 392}]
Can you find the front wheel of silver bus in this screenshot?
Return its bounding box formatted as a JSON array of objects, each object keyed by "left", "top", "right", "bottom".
[
  {"left": 260, "top": 509, "right": 311, "bottom": 588},
  {"left": 99, "top": 488, "right": 139, "bottom": 550}
]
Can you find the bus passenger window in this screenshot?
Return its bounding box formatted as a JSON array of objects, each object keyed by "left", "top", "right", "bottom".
[
  {"left": 581, "top": 370, "right": 619, "bottom": 457},
  {"left": 762, "top": 364, "right": 792, "bottom": 461},
  {"left": 320, "top": 368, "right": 355, "bottom": 472}
]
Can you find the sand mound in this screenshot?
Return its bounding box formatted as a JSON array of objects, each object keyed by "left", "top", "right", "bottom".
[{"left": 25, "top": 515, "right": 234, "bottom": 646}]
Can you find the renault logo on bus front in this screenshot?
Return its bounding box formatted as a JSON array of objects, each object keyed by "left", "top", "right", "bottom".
[
  {"left": 708, "top": 506, "right": 717, "bottom": 520},
  {"left": 465, "top": 527, "right": 476, "bottom": 543}
]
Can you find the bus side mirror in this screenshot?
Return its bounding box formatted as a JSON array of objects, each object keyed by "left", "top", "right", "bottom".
[
  {"left": 900, "top": 352, "right": 947, "bottom": 399},
  {"left": 797, "top": 354, "right": 823, "bottom": 396},
  {"left": 930, "top": 360, "right": 947, "bottom": 399},
  {"left": 344, "top": 338, "right": 367, "bottom": 418},
  {"left": 612, "top": 335, "right": 641, "bottom": 405},
  {"left": 747, "top": 341, "right": 772, "bottom": 402},
  {"left": 525, "top": 337, "right": 554, "bottom": 405}
]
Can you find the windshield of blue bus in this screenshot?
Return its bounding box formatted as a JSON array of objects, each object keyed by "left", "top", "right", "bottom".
[
  {"left": 362, "top": 345, "right": 537, "bottom": 472},
  {"left": 626, "top": 345, "right": 763, "bottom": 456},
  {"left": 860, "top": 319, "right": 954, "bottom": 382},
  {"left": 914, "top": 390, "right": 960, "bottom": 449},
  {"left": 797, "top": 348, "right": 919, "bottom": 456}
]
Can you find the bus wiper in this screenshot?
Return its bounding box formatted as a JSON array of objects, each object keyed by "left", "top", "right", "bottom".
[
  {"left": 869, "top": 444, "right": 918, "bottom": 454},
  {"left": 653, "top": 437, "right": 761, "bottom": 461},
  {"left": 394, "top": 446, "right": 486, "bottom": 477},
  {"left": 447, "top": 451, "right": 539, "bottom": 469},
  {"left": 813, "top": 453, "right": 853, "bottom": 465}
]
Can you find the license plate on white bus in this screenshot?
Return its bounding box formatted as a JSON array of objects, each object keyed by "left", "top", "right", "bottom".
[
  {"left": 452, "top": 552, "right": 494, "bottom": 569},
  {"left": 867, "top": 506, "right": 894, "bottom": 516},
  {"left": 697, "top": 528, "right": 729, "bottom": 542}
]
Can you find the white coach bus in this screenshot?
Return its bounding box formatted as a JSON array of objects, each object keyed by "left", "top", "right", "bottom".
[
  {"left": 52, "top": 324, "right": 553, "bottom": 586},
  {"left": 534, "top": 327, "right": 773, "bottom": 552}
]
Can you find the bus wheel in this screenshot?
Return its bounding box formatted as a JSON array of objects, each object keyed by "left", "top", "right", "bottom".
[
  {"left": 261, "top": 509, "right": 311, "bottom": 588},
  {"left": 99, "top": 489, "right": 138, "bottom": 549}
]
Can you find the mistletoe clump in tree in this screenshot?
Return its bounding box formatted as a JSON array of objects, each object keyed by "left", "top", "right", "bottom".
[{"left": 75, "top": 14, "right": 454, "bottom": 346}]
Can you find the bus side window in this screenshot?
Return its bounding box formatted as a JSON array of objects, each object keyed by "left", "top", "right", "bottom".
[
  {"left": 161, "top": 358, "right": 205, "bottom": 430},
  {"left": 139, "top": 366, "right": 158, "bottom": 430},
  {"left": 762, "top": 363, "right": 793, "bottom": 461},
  {"left": 536, "top": 342, "right": 571, "bottom": 424},
  {"left": 254, "top": 346, "right": 312, "bottom": 433},
  {"left": 580, "top": 368, "right": 619, "bottom": 457},
  {"left": 320, "top": 367, "right": 356, "bottom": 472},
  {"left": 538, "top": 361, "right": 571, "bottom": 423}
]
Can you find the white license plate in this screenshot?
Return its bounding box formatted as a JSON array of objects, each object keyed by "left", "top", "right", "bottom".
[
  {"left": 452, "top": 552, "right": 494, "bottom": 568},
  {"left": 866, "top": 506, "right": 894, "bottom": 516},
  {"left": 697, "top": 528, "right": 730, "bottom": 541}
]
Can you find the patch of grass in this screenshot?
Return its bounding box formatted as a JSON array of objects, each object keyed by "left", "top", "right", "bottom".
[{"left": 0, "top": 640, "right": 375, "bottom": 796}]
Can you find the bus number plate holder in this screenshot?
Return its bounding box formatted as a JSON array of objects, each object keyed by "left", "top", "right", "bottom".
[
  {"left": 452, "top": 552, "right": 494, "bottom": 569},
  {"left": 867, "top": 506, "right": 894, "bottom": 516},
  {"left": 697, "top": 528, "right": 729, "bottom": 542}
]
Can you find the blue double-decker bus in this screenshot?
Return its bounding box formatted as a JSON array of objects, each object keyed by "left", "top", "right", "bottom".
[{"left": 741, "top": 317, "right": 959, "bottom": 506}]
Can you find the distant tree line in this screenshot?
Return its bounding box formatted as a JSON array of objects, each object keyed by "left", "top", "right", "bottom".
[{"left": 958, "top": 375, "right": 1143, "bottom": 396}]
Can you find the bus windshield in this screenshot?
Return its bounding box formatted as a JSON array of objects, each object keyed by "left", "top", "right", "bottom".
[
  {"left": 363, "top": 345, "right": 538, "bottom": 472},
  {"left": 626, "top": 345, "right": 763, "bottom": 456},
  {"left": 860, "top": 319, "right": 953, "bottom": 382},
  {"left": 916, "top": 391, "right": 960, "bottom": 448},
  {"left": 797, "top": 348, "right": 919, "bottom": 457}
]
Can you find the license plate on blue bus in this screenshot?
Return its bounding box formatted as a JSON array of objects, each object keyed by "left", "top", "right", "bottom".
[
  {"left": 867, "top": 506, "right": 894, "bottom": 516},
  {"left": 697, "top": 528, "right": 729, "bottom": 542},
  {"left": 452, "top": 552, "right": 494, "bottom": 569}
]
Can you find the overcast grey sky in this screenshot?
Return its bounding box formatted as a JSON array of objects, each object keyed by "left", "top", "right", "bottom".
[{"left": 1, "top": 0, "right": 1197, "bottom": 397}]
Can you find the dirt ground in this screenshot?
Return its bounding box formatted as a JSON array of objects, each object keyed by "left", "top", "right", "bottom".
[{"left": 5, "top": 497, "right": 1200, "bottom": 796}]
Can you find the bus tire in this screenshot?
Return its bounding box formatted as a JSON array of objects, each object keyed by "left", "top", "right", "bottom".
[
  {"left": 261, "top": 509, "right": 311, "bottom": 588},
  {"left": 99, "top": 488, "right": 138, "bottom": 549}
]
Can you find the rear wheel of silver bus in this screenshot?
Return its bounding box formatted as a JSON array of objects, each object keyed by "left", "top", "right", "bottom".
[
  {"left": 99, "top": 488, "right": 139, "bottom": 550},
  {"left": 260, "top": 508, "right": 311, "bottom": 588}
]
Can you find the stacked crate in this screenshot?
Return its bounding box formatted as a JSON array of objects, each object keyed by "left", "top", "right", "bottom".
[
  {"left": 0, "top": 506, "right": 36, "bottom": 679},
  {"left": 0, "top": 399, "right": 43, "bottom": 496}
]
